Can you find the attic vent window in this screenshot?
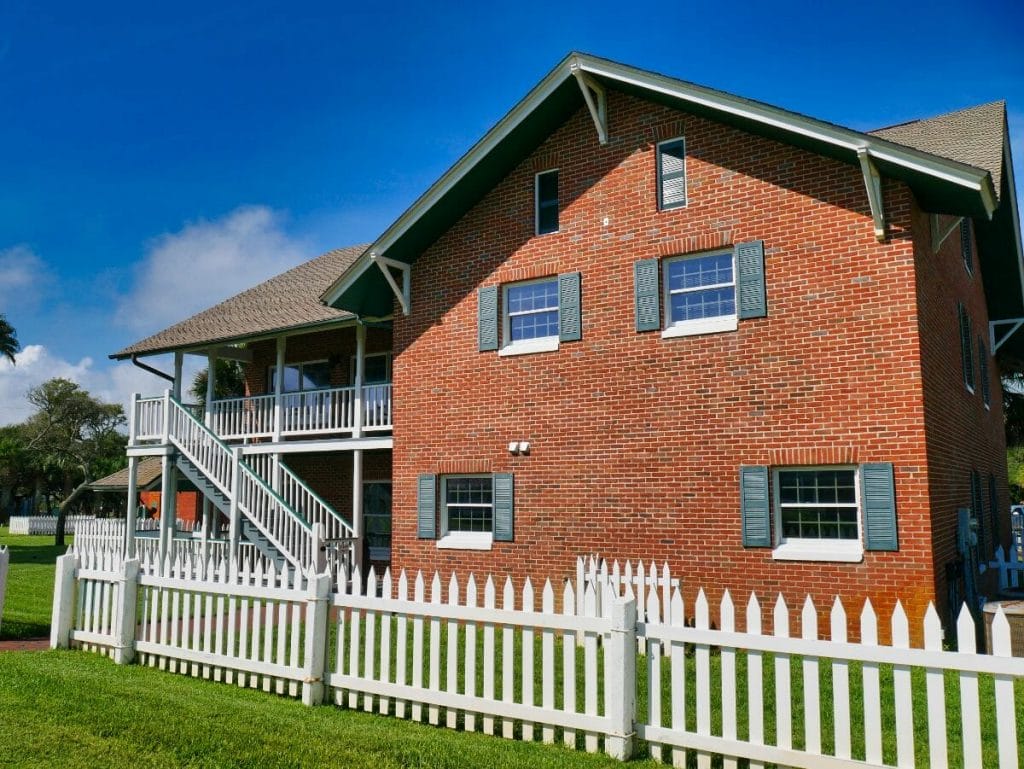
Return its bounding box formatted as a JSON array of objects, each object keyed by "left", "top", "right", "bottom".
[
  {"left": 657, "top": 138, "right": 687, "bottom": 210},
  {"left": 536, "top": 169, "right": 559, "bottom": 235}
]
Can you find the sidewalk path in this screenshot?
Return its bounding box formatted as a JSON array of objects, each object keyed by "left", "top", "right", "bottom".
[{"left": 0, "top": 637, "right": 49, "bottom": 652}]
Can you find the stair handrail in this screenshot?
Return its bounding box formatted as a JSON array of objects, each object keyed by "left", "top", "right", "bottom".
[{"left": 165, "top": 394, "right": 314, "bottom": 570}]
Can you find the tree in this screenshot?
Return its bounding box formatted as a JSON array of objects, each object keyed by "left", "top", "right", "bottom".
[
  {"left": 21, "top": 378, "right": 126, "bottom": 545},
  {"left": 0, "top": 314, "right": 19, "bottom": 365},
  {"left": 190, "top": 359, "right": 246, "bottom": 407}
]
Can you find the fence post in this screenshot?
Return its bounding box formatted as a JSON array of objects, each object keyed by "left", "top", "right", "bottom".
[
  {"left": 112, "top": 557, "right": 140, "bottom": 665},
  {"left": 0, "top": 546, "right": 8, "bottom": 637},
  {"left": 604, "top": 596, "right": 636, "bottom": 760},
  {"left": 313, "top": 522, "right": 326, "bottom": 574},
  {"left": 302, "top": 570, "right": 332, "bottom": 706},
  {"left": 50, "top": 552, "right": 78, "bottom": 649}
]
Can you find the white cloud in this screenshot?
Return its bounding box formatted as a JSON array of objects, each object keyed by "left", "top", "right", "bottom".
[
  {"left": 0, "top": 344, "right": 164, "bottom": 427},
  {"left": 0, "top": 245, "right": 50, "bottom": 311},
  {"left": 115, "top": 205, "right": 310, "bottom": 334}
]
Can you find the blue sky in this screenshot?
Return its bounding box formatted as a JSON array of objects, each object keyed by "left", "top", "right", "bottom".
[{"left": 0, "top": 0, "right": 1021, "bottom": 423}]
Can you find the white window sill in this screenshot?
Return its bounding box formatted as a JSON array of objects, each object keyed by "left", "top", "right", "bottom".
[
  {"left": 499, "top": 337, "right": 559, "bottom": 357},
  {"left": 437, "top": 532, "right": 493, "bottom": 551},
  {"left": 772, "top": 541, "right": 864, "bottom": 563},
  {"left": 662, "top": 315, "right": 738, "bottom": 339}
]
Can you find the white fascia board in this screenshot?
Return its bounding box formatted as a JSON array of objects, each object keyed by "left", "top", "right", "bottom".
[
  {"left": 240, "top": 436, "right": 393, "bottom": 455},
  {"left": 576, "top": 56, "right": 996, "bottom": 217}
]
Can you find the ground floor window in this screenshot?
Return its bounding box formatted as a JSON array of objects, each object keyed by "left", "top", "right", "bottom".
[
  {"left": 363, "top": 481, "right": 392, "bottom": 562},
  {"left": 772, "top": 466, "right": 863, "bottom": 562},
  {"left": 443, "top": 476, "right": 493, "bottom": 533}
]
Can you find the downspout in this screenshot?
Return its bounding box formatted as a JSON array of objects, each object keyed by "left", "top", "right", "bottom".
[{"left": 130, "top": 355, "right": 175, "bottom": 383}]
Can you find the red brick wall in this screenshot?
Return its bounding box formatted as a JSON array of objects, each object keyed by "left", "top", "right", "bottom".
[
  {"left": 138, "top": 490, "right": 199, "bottom": 523},
  {"left": 284, "top": 450, "right": 392, "bottom": 515},
  {"left": 912, "top": 210, "right": 1009, "bottom": 608},
  {"left": 388, "top": 90, "right": 973, "bottom": 639}
]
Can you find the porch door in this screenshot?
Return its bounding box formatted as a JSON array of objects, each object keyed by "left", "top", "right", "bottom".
[{"left": 363, "top": 481, "right": 392, "bottom": 564}]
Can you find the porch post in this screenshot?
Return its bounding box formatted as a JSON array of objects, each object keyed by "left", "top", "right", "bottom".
[
  {"left": 273, "top": 336, "right": 286, "bottom": 442},
  {"left": 127, "top": 392, "right": 139, "bottom": 448},
  {"left": 204, "top": 350, "right": 217, "bottom": 428},
  {"left": 353, "top": 324, "right": 366, "bottom": 439},
  {"left": 352, "top": 450, "right": 364, "bottom": 575},
  {"left": 172, "top": 351, "right": 184, "bottom": 400},
  {"left": 124, "top": 456, "right": 139, "bottom": 559},
  {"left": 158, "top": 455, "right": 174, "bottom": 562},
  {"left": 228, "top": 447, "right": 242, "bottom": 570}
]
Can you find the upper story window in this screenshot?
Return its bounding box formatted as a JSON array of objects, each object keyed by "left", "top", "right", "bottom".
[
  {"left": 503, "top": 278, "right": 559, "bottom": 354},
  {"left": 657, "top": 138, "right": 687, "bottom": 210},
  {"left": 350, "top": 351, "right": 392, "bottom": 384},
  {"left": 662, "top": 250, "right": 737, "bottom": 337},
  {"left": 268, "top": 360, "right": 331, "bottom": 393},
  {"left": 535, "top": 169, "right": 559, "bottom": 235},
  {"left": 960, "top": 219, "right": 974, "bottom": 276}
]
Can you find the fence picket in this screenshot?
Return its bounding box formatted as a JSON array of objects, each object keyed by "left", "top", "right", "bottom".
[
  {"left": 746, "top": 593, "right": 764, "bottom": 769},
  {"left": 483, "top": 576, "right": 496, "bottom": 736},
  {"left": 522, "top": 577, "right": 535, "bottom": 742},
  {"left": 446, "top": 573, "right": 459, "bottom": 729},
  {"left": 991, "top": 607, "right": 1019, "bottom": 769},
  {"left": 429, "top": 572, "right": 442, "bottom": 726},
  {"left": 541, "top": 580, "right": 555, "bottom": 744},
  {"left": 411, "top": 571, "right": 425, "bottom": 722},
  {"left": 464, "top": 574, "right": 478, "bottom": 733},
  {"left": 647, "top": 586, "right": 663, "bottom": 762},
  {"left": 861, "top": 600, "right": 882, "bottom": 765},
  {"left": 348, "top": 567, "right": 364, "bottom": 710},
  {"left": 695, "top": 589, "right": 711, "bottom": 769},
  {"left": 773, "top": 595, "right": 791, "bottom": 754},
  {"left": 562, "top": 581, "right": 577, "bottom": 750},
  {"left": 378, "top": 569, "right": 393, "bottom": 715},
  {"left": 830, "top": 597, "right": 851, "bottom": 761},
  {"left": 288, "top": 567, "right": 302, "bottom": 698},
  {"left": 891, "top": 601, "right": 913, "bottom": 768},
  {"left": 395, "top": 570, "right": 408, "bottom": 719},
  {"left": 364, "top": 567, "right": 379, "bottom": 713},
  {"left": 957, "top": 605, "right": 982, "bottom": 768},
  {"left": 502, "top": 576, "right": 515, "bottom": 739},
  {"left": 583, "top": 581, "right": 598, "bottom": 753},
  {"left": 800, "top": 596, "right": 820, "bottom": 758},
  {"left": 671, "top": 589, "right": 687, "bottom": 769},
  {"left": 923, "top": 603, "right": 947, "bottom": 769},
  {"left": 721, "top": 591, "right": 737, "bottom": 769}
]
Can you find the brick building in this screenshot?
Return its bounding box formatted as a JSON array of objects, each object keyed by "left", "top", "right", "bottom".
[{"left": 112, "top": 53, "right": 1022, "bottom": 631}]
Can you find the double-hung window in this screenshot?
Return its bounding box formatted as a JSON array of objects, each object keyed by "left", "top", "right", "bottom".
[
  {"left": 772, "top": 466, "right": 863, "bottom": 562},
  {"left": 418, "top": 473, "right": 514, "bottom": 549},
  {"left": 268, "top": 360, "right": 331, "bottom": 393},
  {"left": 662, "top": 251, "right": 737, "bottom": 337},
  {"left": 502, "top": 278, "right": 560, "bottom": 354}
]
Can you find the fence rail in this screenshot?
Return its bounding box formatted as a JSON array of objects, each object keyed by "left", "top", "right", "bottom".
[
  {"left": 54, "top": 547, "right": 1024, "bottom": 768},
  {"left": 8, "top": 515, "right": 97, "bottom": 536}
]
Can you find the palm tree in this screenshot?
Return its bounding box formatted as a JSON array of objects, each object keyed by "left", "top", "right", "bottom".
[{"left": 0, "top": 314, "right": 19, "bottom": 365}]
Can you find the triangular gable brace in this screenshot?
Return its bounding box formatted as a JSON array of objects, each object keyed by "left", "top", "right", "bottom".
[{"left": 992, "top": 318, "right": 1024, "bottom": 354}]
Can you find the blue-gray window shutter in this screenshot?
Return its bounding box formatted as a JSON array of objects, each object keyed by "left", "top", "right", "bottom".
[
  {"left": 958, "top": 303, "right": 974, "bottom": 391},
  {"left": 493, "top": 473, "right": 514, "bottom": 542},
  {"left": 417, "top": 474, "right": 437, "bottom": 539},
  {"left": 861, "top": 463, "right": 897, "bottom": 551},
  {"left": 740, "top": 466, "right": 771, "bottom": 547},
  {"left": 558, "top": 272, "right": 582, "bottom": 342},
  {"left": 736, "top": 240, "right": 767, "bottom": 319},
  {"left": 478, "top": 286, "right": 498, "bottom": 352},
  {"left": 634, "top": 259, "right": 660, "bottom": 332},
  {"left": 978, "top": 335, "right": 991, "bottom": 406},
  {"left": 971, "top": 469, "right": 985, "bottom": 553}
]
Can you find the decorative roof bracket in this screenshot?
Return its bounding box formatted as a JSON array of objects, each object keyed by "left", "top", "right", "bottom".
[
  {"left": 371, "top": 252, "right": 411, "bottom": 316},
  {"left": 857, "top": 148, "right": 886, "bottom": 242},
  {"left": 930, "top": 214, "right": 964, "bottom": 253},
  {"left": 570, "top": 63, "right": 607, "bottom": 145},
  {"left": 991, "top": 318, "right": 1024, "bottom": 354}
]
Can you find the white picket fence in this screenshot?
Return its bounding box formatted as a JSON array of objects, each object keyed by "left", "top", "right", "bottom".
[
  {"left": 53, "top": 547, "right": 1024, "bottom": 768},
  {"left": 981, "top": 545, "right": 1024, "bottom": 592},
  {"left": 8, "top": 515, "right": 96, "bottom": 535},
  {"left": 0, "top": 546, "right": 8, "bottom": 636},
  {"left": 576, "top": 556, "right": 679, "bottom": 648}
]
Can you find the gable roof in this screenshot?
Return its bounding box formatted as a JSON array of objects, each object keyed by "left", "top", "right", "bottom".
[
  {"left": 112, "top": 245, "right": 365, "bottom": 359},
  {"left": 89, "top": 458, "right": 163, "bottom": 491},
  {"left": 321, "top": 51, "right": 1005, "bottom": 318}
]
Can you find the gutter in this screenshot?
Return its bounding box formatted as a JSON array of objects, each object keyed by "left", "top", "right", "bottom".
[{"left": 130, "top": 355, "right": 175, "bottom": 383}]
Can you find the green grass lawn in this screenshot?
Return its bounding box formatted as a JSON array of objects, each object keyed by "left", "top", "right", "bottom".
[
  {"left": 0, "top": 526, "right": 67, "bottom": 640},
  {"left": 0, "top": 650, "right": 647, "bottom": 769}
]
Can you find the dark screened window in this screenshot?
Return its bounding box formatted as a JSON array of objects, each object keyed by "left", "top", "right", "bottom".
[
  {"left": 658, "top": 138, "right": 687, "bottom": 210},
  {"left": 777, "top": 468, "right": 858, "bottom": 540},
  {"left": 536, "top": 170, "right": 559, "bottom": 235}
]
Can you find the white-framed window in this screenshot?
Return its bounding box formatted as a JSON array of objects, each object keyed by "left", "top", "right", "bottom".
[
  {"left": 267, "top": 360, "right": 331, "bottom": 394},
  {"left": 657, "top": 137, "right": 686, "bottom": 210},
  {"left": 438, "top": 475, "right": 494, "bottom": 550},
  {"left": 535, "top": 169, "right": 559, "bottom": 235},
  {"left": 501, "top": 277, "right": 560, "bottom": 355},
  {"left": 662, "top": 250, "right": 738, "bottom": 338},
  {"left": 772, "top": 466, "right": 863, "bottom": 562}
]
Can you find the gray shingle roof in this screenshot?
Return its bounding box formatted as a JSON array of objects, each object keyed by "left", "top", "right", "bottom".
[
  {"left": 112, "top": 245, "right": 367, "bottom": 359},
  {"left": 870, "top": 101, "right": 1006, "bottom": 197}
]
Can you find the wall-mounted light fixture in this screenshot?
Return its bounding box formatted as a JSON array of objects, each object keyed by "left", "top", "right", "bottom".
[{"left": 508, "top": 441, "right": 531, "bottom": 455}]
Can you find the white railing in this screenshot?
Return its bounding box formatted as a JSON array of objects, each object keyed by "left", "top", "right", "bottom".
[
  {"left": 981, "top": 545, "right": 1024, "bottom": 592},
  {"left": 8, "top": 515, "right": 96, "bottom": 536},
  {"left": 362, "top": 383, "right": 393, "bottom": 432},
  {"left": 210, "top": 394, "right": 276, "bottom": 439},
  {"left": 55, "top": 550, "right": 1024, "bottom": 767},
  {"left": 279, "top": 388, "right": 356, "bottom": 437},
  {"left": 247, "top": 455, "right": 355, "bottom": 542},
  {"left": 165, "top": 395, "right": 315, "bottom": 571},
  {"left": 133, "top": 396, "right": 166, "bottom": 442}
]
